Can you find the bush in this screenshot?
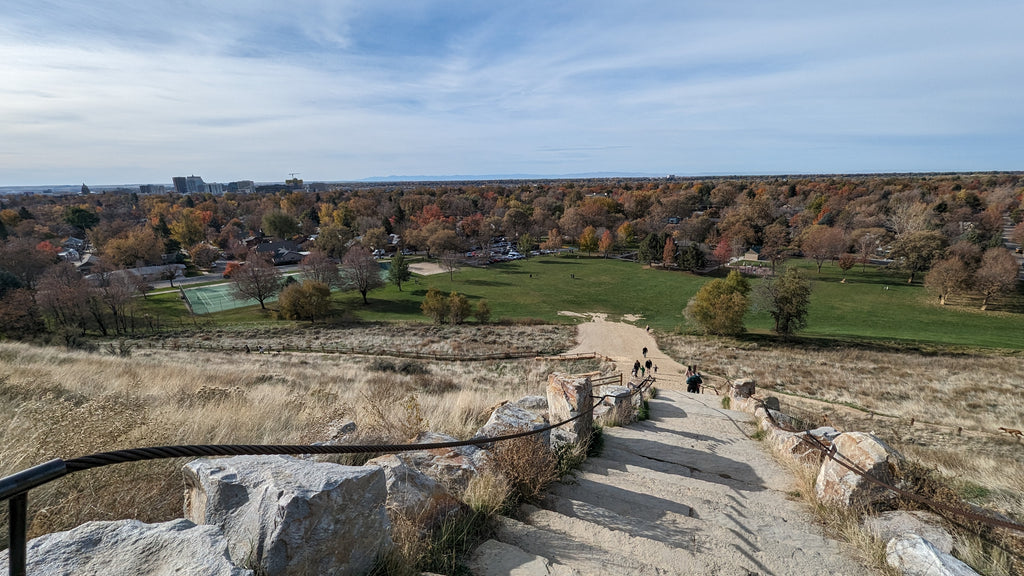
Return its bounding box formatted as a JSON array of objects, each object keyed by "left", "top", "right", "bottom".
[{"left": 491, "top": 435, "right": 559, "bottom": 505}]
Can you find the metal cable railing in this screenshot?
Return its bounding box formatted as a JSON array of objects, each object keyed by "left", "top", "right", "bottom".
[
  {"left": 754, "top": 398, "right": 1024, "bottom": 536},
  {"left": 1, "top": 375, "right": 655, "bottom": 576}
]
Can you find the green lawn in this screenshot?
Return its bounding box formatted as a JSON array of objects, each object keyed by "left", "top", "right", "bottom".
[{"left": 141, "top": 255, "right": 1024, "bottom": 351}]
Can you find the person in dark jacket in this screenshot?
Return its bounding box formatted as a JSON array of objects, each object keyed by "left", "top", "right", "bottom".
[{"left": 686, "top": 366, "right": 703, "bottom": 393}]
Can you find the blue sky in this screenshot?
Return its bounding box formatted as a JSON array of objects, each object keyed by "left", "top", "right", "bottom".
[{"left": 2, "top": 1, "right": 1022, "bottom": 185}]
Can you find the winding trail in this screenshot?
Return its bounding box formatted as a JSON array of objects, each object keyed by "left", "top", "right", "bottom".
[{"left": 469, "top": 315, "right": 870, "bottom": 575}]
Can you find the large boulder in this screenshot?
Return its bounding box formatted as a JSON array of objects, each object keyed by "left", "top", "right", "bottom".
[
  {"left": 399, "top": 431, "right": 494, "bottom": 493},
  {"left": 865, "top": 511, "right": 954, "bottom": 554},
  {"left": 365, "top": 454, "right": 465, "bottom": 527},
  {"left": 779, "top": 426, "right": 841, "bottom": 465},
  {"left": 594, "top": 385, "right": 635, "bottom": 426},
  {"left": 183, "top": 455, "right": 390, "bottom": 576},
  {"left": 815, "top": 432, "right": 905, "bottom": 507},
  {"left": 886, "top": 534, "right": 979, "bottom": 576},
  {"left": 546, "top": 373, "right": 593, "bottom": 449},
  {"left": 729, "top": 378, "right": 759, "bottom": 412},
  {"left": 0, "top": 518, "right": 249, "bottom": 576},
  {"left": 476, "top": 399, "right": 550, "bottom": 447}
]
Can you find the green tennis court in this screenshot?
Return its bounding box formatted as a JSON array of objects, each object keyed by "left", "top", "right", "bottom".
[
  {"left": 182, "top": 283, "right": 270, "bottom": 315},
  {"left": 183, "top": 265, "right": 388, "bottom": 315}
]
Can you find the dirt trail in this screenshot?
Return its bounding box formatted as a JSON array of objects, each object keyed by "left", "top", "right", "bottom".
[
  {"left": 471, "top": 316, "right": 872, "bottom": 575},
  {"left": 566, "top": 313, "right": 689, "bottom": 390}
]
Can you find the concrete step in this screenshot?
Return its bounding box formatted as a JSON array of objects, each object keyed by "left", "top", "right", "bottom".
[
  {"left": 537, "top": 492, "right": 700, "bottom": 547},
  {"left": 467, "top": 539, "right": 578, "bottom": 576},
  {"left": 518, "top": 504, "right": 706, "bottom": 573},
  {"left": 493, "top": 516, "right": 662, "bottom": 576}
]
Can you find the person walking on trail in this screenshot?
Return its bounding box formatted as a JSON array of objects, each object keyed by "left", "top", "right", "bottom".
[
  {"left": 645, "top": 359, "right": 652, "bottom": 373},
  {"left": 632, "top": 360, "right": 641, "bottom": 378},
  {"left": 642, "top": 346, "right": 648, "bottom": 358},
  {"left": 686, "top": 366, "right": 703, "bottom": 394},
  {"left": 640, "top": 365, "right": 646, "bottom": 377}
]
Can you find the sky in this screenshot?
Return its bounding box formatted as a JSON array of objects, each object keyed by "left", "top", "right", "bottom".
[{"left": 2, "top": 1, "right": 1023, "bottom": 186}]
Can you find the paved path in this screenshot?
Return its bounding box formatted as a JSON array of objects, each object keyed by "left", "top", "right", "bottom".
[{"left": 469, "top": 316, "right": 869, "bottom": 575}]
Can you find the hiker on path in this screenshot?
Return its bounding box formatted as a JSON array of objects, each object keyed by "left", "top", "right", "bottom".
[
  {"left": 686, "top": 366, "right": 703, "bottom": 394},
  {"left": 642, "top": 346, "right": 648, "bottom": 358},
  {"left": 632, "top": 360, "right": 641, "bottom": 377},
  {"left": 645, "top": 359, "right": 652, "bottom": 373}
]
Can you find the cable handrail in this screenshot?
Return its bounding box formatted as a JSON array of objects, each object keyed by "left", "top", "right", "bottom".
[{"left": 1, "top": 375, "right": 655, "bottom": 576}]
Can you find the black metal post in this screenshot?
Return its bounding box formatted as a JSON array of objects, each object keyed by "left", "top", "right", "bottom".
[{"left": 9, "top": 492, "right": 27, "bottom": 576}]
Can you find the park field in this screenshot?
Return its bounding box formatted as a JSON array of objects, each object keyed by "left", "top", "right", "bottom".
[{"left": 140, "top": 255, "right": 1024, "bottom": 351}]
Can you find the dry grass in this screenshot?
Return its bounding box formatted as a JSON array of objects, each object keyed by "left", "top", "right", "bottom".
[
  {"left": 0, "top": 336, "right": 601, "bottom": 547},
  {"left": 661, "top": 333, "right": 1024, "bottom": 522}
]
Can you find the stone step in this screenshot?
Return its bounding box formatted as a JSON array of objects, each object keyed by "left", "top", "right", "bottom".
[
  {"left": 467, "top": 539, "right": 578, "bottom": 576},
  {"left": 493, "top": 516, "right": 662, "bottom": 576},
  {"left": 537, "top": 492, "right": 700, "bottom": 547}
]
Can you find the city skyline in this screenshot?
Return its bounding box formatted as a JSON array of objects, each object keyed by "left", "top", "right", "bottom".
[{"left": 3, "top": 1, "right": 1023, "bottom": 186}]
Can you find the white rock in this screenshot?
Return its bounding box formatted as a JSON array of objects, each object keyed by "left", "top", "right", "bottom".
[
  {"left": 365, "top": 453, "right": 465, "bottom": 527},
  {"left": 594, "top": 385, "right": 635, "bottom": 426},
  {"left": 780, "top": 426, "right": 841, "bottom": 465},
  {"left": 183, "top": 455, "right": 390, "bottom": 576},
  {"left": 815, "top": 432, "right": 905, "bottom": 507},
  {"left": 400, "top": 431, "right": 494, "bottom": 492},
  {"left": 865, "top": 511, "right": 954, "bottom": 554},
  {"left": 477, "top": 401, "right": 550, "bottom": 446},
  {"left": 0, "top": 518, "right": 249, "bottom": 576},
  {"left": 886, "top": 533, "right": 979, "bottom": 576}
]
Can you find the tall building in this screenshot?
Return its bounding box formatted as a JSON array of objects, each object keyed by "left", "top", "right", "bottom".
[{"left": 172, "top": 175, "right": 207, "bottom": 194}]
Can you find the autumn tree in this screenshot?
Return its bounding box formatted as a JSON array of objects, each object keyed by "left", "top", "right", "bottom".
[
  {"left": 684, "top": 270, "right": 750, "bottom": 336},
  {"left": 188, "top": 243, "right": 221, "bottom": 270},
  {"left": 314, "top": 223, "right": 354, "bottom": 259},
  {"left": 890, "top": 230, "right": 947, "bottom": 284},
  {"left": 341, "top": 245, "right": 383, "bottom": 304},
  {"left": 0, "top": 288, "right": 44, "bottom": 338},
  {"left": 616, "top": 221, "right": 635, "bottom": 245},
  {"left": 837, "top": 253, "right": 858, "bottom": 273},
  {"left": 540, "top": 228, "right": 562, "bottom": 251},
  {"left": 924, "top": 257, "right": 971, "bottom": 305},
  {"left": 760, "top": 223, "right": 791, "bottom": 271},
  {"left": 0, "top": 237, "right": 56, "bottom": 289},
  {"left": 169, "top": 208, "right": 209, "bottom": 248},
  {"left": 448, "top": 292, "right": 471, "bottom": 325},
  {"left": 1012, "top": 221, "right": 1024, "bottom": 247},
  {"left": 421, "top": 287, "right": 448, "bottom": 323},
  {"left": 756, "top": 267, "right": 812, "bottom": 336},
  {"left": 973, "top": 248, "right": 1019, "bottom": 310},
  {"left": 90, "top": 264, "right": 137, "bottom": 334},
  {"left": 262, "top": 211, "right": 300, "bottom": 240},
  {"left": 231, "top": 252, "right": 282, "bottom": 309},
  {"left": 517, "top": 232, "right": 536, "bottom": 257},
  {"left": 801, "top": 225, "right": 847, "bottom": 273},
  {"left": 278, "top": 281, "right": 332, "bottom": 322},
  {"left": 661, "top": 236, "right": 676, "bottom": 267},
  {"left": 599, "top": 230, "right": 615, "bottom": 258},
  {"left": 578, "top": 226, "right": 598, "bottom": 256},
  {"left": 389, "top": 252, "right": 412, "bottom": 291},
  {"left": 102, "top": 226, "right": 164, "bottom": 267}
]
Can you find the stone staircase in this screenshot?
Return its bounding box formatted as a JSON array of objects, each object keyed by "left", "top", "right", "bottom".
[{"left": 468, "top": 389, "right": 867, "bottom": 576}]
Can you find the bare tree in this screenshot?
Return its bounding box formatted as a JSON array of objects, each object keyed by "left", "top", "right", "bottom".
[
  {"left": 36, "top": 262, "right": 90, "bottom": 334},
  {"left": 801, "top": 225, "right": 848, "bottom": 273},
  {"left": 974, "top": 248, "right": 1020, "bottom": 310},
  {"left": 342, "top": 245, "right": 383, "bottom": 305},
  {"left": 924, "top": 257, "right": 971, "bottom": 306},
  {"left": 439, "top": 250, "right": 460, "bottom": 281},
  {"left": 299, "top": 249, "right": 341, "bottom": 289},
  {"left": 231, "top": 252, "right": 282, "bottom": 310}
]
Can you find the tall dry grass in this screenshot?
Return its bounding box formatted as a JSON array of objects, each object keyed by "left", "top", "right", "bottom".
[
  {"left": 660, "top": 333, "right": 1024, "bottom": 521},
  {"left": 0, "top": 338, "right": 602, "bottom": 546}
]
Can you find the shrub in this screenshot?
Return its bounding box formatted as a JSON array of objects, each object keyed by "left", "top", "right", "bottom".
[
  {"left": 473, "top": 300, "right": 491, "bottom": 324},
  {"left": 491, "top": 435, "right": 559, "bottom": 505}
]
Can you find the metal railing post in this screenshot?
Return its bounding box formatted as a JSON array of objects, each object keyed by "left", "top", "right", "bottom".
[{"left": 9, "top": 492, "right": 27, "bottom": 576}]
